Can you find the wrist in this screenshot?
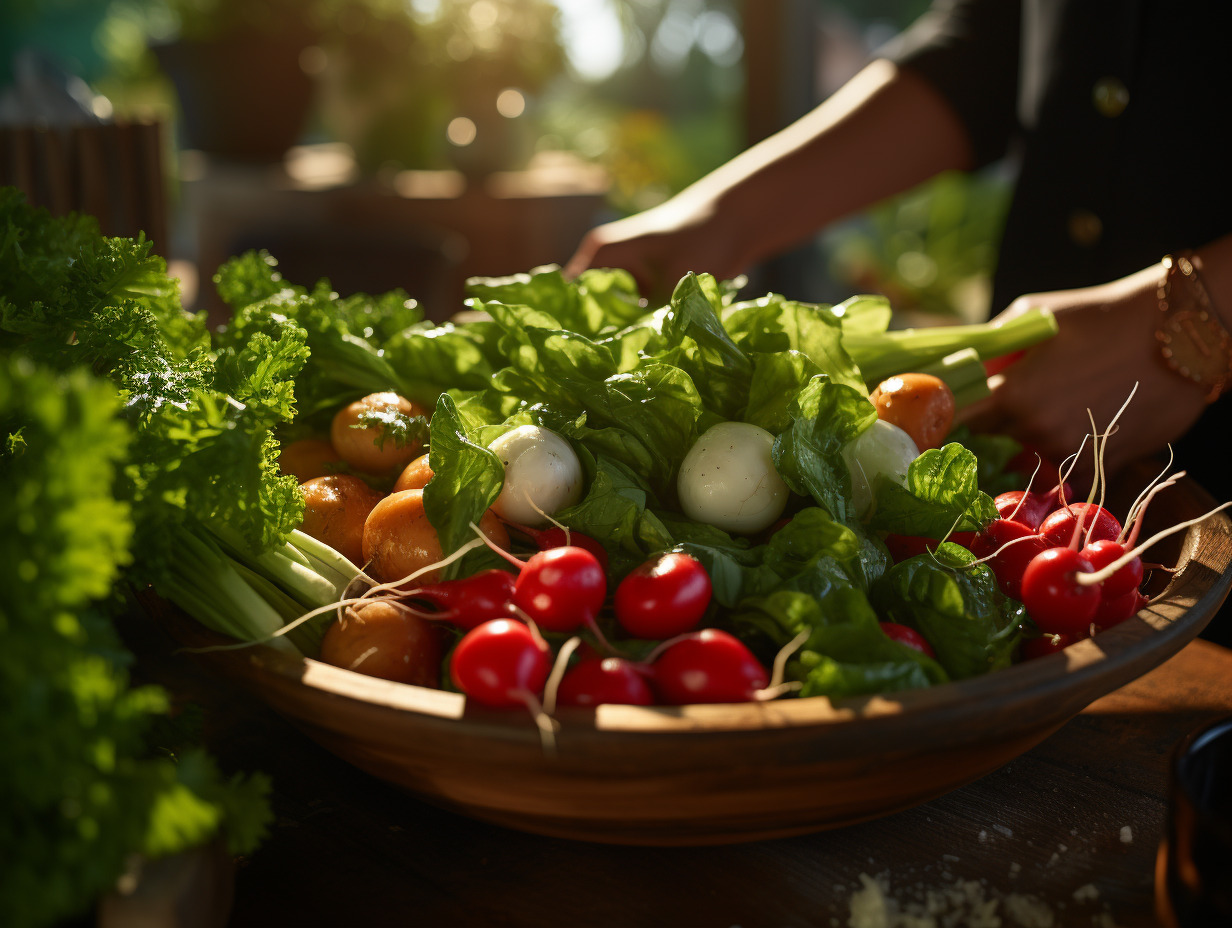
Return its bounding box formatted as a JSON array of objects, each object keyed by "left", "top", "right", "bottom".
[{"left": 1155, "top": 252, "right": 1232, "bottom": 402}]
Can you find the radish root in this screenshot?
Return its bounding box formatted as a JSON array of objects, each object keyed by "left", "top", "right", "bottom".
[{"left": 1076, "top": 502, "right": 1232, "bottom": 586}]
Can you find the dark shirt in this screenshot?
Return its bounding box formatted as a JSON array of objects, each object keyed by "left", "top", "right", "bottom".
[
  {"left": 884, "top": 0, "right": 1232, "bottom": 644},
  {"left": 885, "top": 0, "right": 1232, "bottom": 311}
]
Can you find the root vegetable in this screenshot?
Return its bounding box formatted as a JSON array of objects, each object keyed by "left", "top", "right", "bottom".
[
  {"left": 331, "top": 392, "right": 428, "bottom": 476},
  {"left": 511, "top": 545, "right": 607, "bottom": 634},
  {"left": 362, "top": 489, "right": 508, "bottom": 587},
  {"left": 319, "top": 600, "right": 444, "bottom": 686},
  {"left": 651, "top": 629, "right": 770, "bottom": 705},
  {"left": 840, "top": 419, "right": 919, "bottom": 519},
  {"left": 298, "top": 474, "right": 384, "bottom": 567},
  {"left": 676, "top": 421, "right": 789, "bottom": 534},
  {"left": 1019, "top": 547, "right": 1101, "bottom": 636},
  {"left": 392, "top": 453, "right": 434, "bottom": 492},
  {"left": 879, "top": 622, "right": 936, "bottom": 658},
  {"left": 869, "top": 373, "right": 955, "bottom": 451},
  {"left": 556, "top": 657, "right": 655, "bottom": 707},
  {"left": 488, "top": 425, "right": 583, "bottom": 527},
  {"left": 614, "top": 552, "right": 712, "bottom": 639},
  {"left": 450, "top": 618, "right": 551, "bottom": 708},
  {"left": 280, "top": 438, "right": 345, "bottom": 482},
  {"left": 408, "top": 569, "right": 516, "bottom": 631}
]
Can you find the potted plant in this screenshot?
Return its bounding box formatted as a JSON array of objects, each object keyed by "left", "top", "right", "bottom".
[{"left": 145, "top": 0, "right": 324, "bottom": 161}]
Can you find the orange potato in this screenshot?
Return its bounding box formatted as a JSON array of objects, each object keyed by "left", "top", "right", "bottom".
[
  {"left": 279, "top": 438, "right": 345, "bottom": 482},
  {"left": 869, "top": 373, "right": 956, "bottom": 451},
  {"left": 319, "top": 600, "right": 443, "bottom": 686},
  {"left": 298, "top": 475, "right": 385, "bottom": 567},
  {"left": 361, "top": 489, "right": 508, "bottom": 587},
  {"left": 392, "top": 453, "right": 434, "bottom": 493},
  {"left": 330, "top": 392, "right": 429, "bottom": 476}
]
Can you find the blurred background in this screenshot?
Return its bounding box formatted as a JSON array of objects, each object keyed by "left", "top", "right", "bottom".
[{"left": 0, "top": 0, "right": 1010, "bottom": 326}]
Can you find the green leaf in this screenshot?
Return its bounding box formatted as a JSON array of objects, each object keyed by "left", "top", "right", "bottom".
[
  {"left": 422, "top": 394, "right": 505, "bottom": 579},
  {"left": 742, "top": 350, "right": 820, "bottom": 433},
  {"left": 661, "top": 272, "right": 753, "bottom": 418},
  {"left": 728, "top": 588, "right": 947, "bottom": 699},
  {"left": 868, "top": 442, "right": 999, "bottom": 537},
  {"left": 870, "top": 544, "right": 1026, "bottom": 679},
  {"left": 771, "top": 376, "right": 877, "bottom": 522},
  {"left": 553, "top": 455, "right": 673, "bottom": 578},
  {"left": 724, "top": 293, "right": 865, "bottom": 393}
]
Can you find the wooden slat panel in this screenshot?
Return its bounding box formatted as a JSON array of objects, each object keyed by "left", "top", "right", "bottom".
[{"left": 0, "top": 121, "right": 167, "bottom": 252}]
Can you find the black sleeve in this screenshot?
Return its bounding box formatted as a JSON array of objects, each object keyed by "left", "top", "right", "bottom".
[{"left": 877, "top": 0, "right": 1023, "bottom": 167}]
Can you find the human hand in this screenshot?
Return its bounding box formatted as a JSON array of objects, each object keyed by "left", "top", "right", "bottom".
[
  {"left": 563, "top": 192, "right": 744, "bottom": 303},
  {"left": 962, "top": 262, "right": 1211, "bottom": 481}
]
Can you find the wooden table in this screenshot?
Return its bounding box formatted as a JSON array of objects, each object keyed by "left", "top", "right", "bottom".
[{"left": 120, "top": 605, "right": 1232, "bottom": 928}]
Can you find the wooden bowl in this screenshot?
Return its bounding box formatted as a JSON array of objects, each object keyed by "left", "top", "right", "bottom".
[{"left": 156, "top": 467, "right": 1232, "bottom": 846}]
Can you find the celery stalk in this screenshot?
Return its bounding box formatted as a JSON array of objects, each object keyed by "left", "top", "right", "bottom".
[
  {"left": 847, "top": 307, "right": 1057, "bottom": 386},
  {"left": 916, "top": 348, "right": 991, "bottom": 409},
  {"left": 163, "top": 526, "right": 301, "bottom": 654}
]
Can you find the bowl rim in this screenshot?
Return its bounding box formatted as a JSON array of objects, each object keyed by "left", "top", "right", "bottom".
[{"left": 157, "top": 478, "right": 1232, "bottom": 740}]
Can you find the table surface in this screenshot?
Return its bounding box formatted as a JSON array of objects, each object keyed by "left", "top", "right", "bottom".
[{"left": 123, "top": 609, "right": 1232, "bottom": 928}]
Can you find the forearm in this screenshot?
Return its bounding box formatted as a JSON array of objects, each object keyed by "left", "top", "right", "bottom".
[{"left": 685, "top": 58, "right": 975, "bottom": 268}]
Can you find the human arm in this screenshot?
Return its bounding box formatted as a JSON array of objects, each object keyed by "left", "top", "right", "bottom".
[
  {"left": 564, "top": 58, "right": 974, "bottom": 299},
  {"left": 964, "top": 235, "right": 1232, "bottom": 478}
]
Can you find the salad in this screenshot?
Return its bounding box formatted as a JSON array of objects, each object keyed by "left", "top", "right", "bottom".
[{"left": 210, "top": 252, "right": 1080, "bottom": 710}]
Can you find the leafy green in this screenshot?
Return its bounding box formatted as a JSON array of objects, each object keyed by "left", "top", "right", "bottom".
[
  {"left": 0, "top": 354, "right": 270, "bottom": 928},
  {"left": 724, "top": 292, "right": 865, "bottom": 392},
  {"left": 771, "top": 375, "right": 878, "bottom": 522},
  {"left": 948, "top": 424, "right": 1026, "bottom": 495},
  {"left": 659, "top": 272, "right": 752, "bottom": 418},
  {"left": 213, "top": 250, "right": 421, "bottom": 422},
  {"left": 868, "top": 442, "right": 999, "bottom": 538},
  {"left": 729, "top": 588, "right": 948, "bottom": 699},
  {"left": 870, "top": 543, "right": 1026, "bottom": 679},
  {"left": 422, "top": 393, "right": 505, "bottom": 579}
]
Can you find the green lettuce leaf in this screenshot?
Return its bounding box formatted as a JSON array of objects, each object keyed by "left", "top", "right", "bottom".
[
  {"left": 870, "top": 543, "right": 1026, "bottom": 679},
  {"left": 422, "top": 393, "right": 505, "bottom": 579},
  {"left": 868, "top": 442, "right": 999, "bottom": 537},
  {"left": 723, "top": 292, "right": 865, "bottom": 393},
  {"left": 728, "top": 588, "right": 948, "bottom": 699},
  {"left": 659, "top": 272, "right": 752, "bottom": 418},
  {"left": 771, "top": 376, "right": 877, "bottom": 522}
]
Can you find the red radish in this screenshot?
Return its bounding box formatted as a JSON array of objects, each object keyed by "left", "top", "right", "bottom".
[
  {"left": 408, "top": 569, "right": 516, "bottom": 630},
  {"left": 971, "top": 519, "right": 1049, "bottom": 600},
  {"left": 651, "top": 629, "right": 770, "bottom": 704},
  {"left": 556, "top": 657, "right": 655, "bottom": 707},
  {"left": 512, "top": 545, "right": 607, "bottom": 633},
  {"left": 879, "top": 622, "right": 936, "bottom": 658},
  {"left": 1080, "top": 538, "right": 1143, "bottom": 598},
  {"left": 507, "top": 522, "right": 609, "bottom": 571},
  {"left": 1019, "top": 547, "right": 1101, "bottom": 636},
  {"left": 450, "top": 618, "right": 551, "bottom": 708},
  {"left": 1092, "top": 588, "right": 1147, "bottom": 629},
  {"left": 1040, "top": 481, "right": 1075, "bottom": 512},
  {"left": 1038, "top": 502, "right": 1121, "bottom": 548},
  {"left": 1021, "top": 632, "right": 1072, "bottom": 660},
  {"left": 994, "top": 490, "right": 1049, "bottom": 530},
  {"left": 614, "top": 552, "right": 712, "bottom": 639}
]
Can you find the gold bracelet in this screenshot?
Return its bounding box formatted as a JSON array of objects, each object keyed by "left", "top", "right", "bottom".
[{"left": 1155, "top": 252, "right": 1232, "bottom": 403}]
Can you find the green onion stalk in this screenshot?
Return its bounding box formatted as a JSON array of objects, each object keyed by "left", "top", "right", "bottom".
[{"left": 848, "top": 306, "right": 1058, "bottom": 387}]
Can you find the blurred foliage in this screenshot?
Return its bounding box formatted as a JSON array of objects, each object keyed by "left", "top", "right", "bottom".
[
  {"left": 315, "top": 0, "right": 565, "bottom": 173},
  {"left": 539, "top": 0, "right": 744, "bottom": 214},
  {"left": 825, "top": 170, "right": 1012, "bottom": 321}
]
